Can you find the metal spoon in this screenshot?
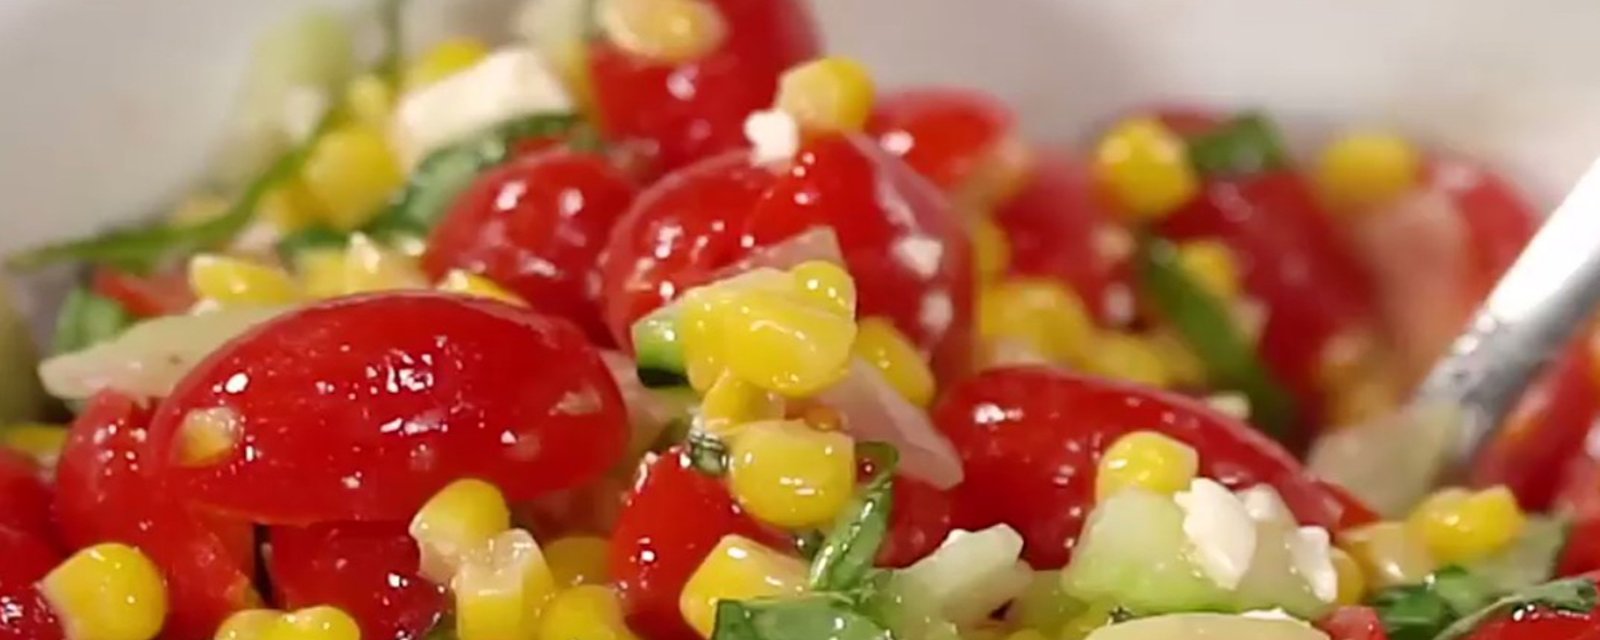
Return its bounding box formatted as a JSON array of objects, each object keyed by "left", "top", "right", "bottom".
[{"left": 1310, "top": 155, "right": 1600, "bottom": 515}]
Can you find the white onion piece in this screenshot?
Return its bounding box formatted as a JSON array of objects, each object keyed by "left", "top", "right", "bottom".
[
  {"left": 600, "top": 350, "right": 690, "bottom": 455},
  {"left": 896, "top": 525, "right": 1030, "bottom": 625},
  {"left": 819, "top": 359, "right": 963, "bottom": 489},
  {"left": 39, "top": 307, "right": 287, "bottom": 401}
]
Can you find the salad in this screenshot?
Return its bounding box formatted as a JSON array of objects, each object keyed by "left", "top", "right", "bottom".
[{"left": 0, "top": 1, "right": 1594, "bottom": 640}]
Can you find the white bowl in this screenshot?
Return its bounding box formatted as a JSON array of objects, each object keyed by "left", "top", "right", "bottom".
[{"left": 3, "top": 0, "right": 1600, "bottom": 257}]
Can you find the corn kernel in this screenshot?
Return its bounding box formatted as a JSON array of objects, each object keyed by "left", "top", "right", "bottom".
[
  {"left": 979, "top": 279, "right": 1094, "bottom": 367},
  {"left": 411, "top": 478, "right": 513, "bottom": 584},
  {"left": 728, "top": 420, "right": 855, "bottom": 528},
  {"left": 1340, "top": 521, "right": 1435, "bottom": 588},
  {"left": 1005, "top": 631, "right": 1050, "bottom": 640},
  {"left": 216, "top": 609, "right": 281, "bottom": 640},
  {"left": 972, "top": 217, "right": 1011, "bottom": 282},
  {"left": 267, "top": 606, "right": 362, "bottom": 640},
  {"left": 176, "top": 407, "right": 243, "bottom": 467},
  {"left": 545, "top": 536, "right": 612, "bottom": 587},
  {"left": 455, "top": 529, "right": 559, "bottom": 640},
  {"left": 775, "top": 56, "right": 876, "bottom": 133},
  {"left": 1406, "top": 486, "right": 1526, "bottom": 565},
  {"left": 345, "top": 73, "right": 395, "bottom": 129},
  {"left": 853, "top": 317, "right": 935, "bottom": 407},
  {"left": 41, "top": 543, "right": 167, "bottom": 640},
  {"left": 1095, "top": 431, "right": 1199, "bottom": 501},
  {"left": 189, "top": 255, "right": 302, "bottom": 307},
  {"left": 598, "top": 0, "right": 727, "bottom": 65},
  {"left": 789, "top": 260, "right": 857, "bottom": 318},
  {"left": 1, "top": 423, "right": 67, "bottom": 467},
  {"left": 437, "top": 270, "right": 527, "bottom": 306},
  {"left": 167, "top": 192, "right": 230, "bottom": 226},
  {"left": 709, "top": 289, "right": 856, "bottom": 397},
  {"left": 1315, "top": 132, "right": 1421, "bottom": 212},
  {"left": 1145, "top": 329, "right": 1207, "bottom": 388},
  {"left": 1084, "top": 332, "right": 1172, "bottom": 389},
  {"left": 1330, "top": 547, "right": 1366, "bottom": 606},
  {"left": 679, "top": 535, "right": 808, "bottom": 638},
  {"left": 294, "top": 248, "right": 346, "bottom": 299},
  {"left": 1094, "top": 117, "right": 1198, "bottom": 220},
  {"left": 700, "top": 370, "right": 785, "bottom": 439},
  {"left": 407, "top": 37, "right": 491, "bottom": 89},
  {"left": 259, "top": 180, "right": 324, "bottom": 234},
  {"left": 539, "top": 585, "right": 638, "bottom": 640},
  {"left": 1175, "top": 240, "right": 1242, "bottom": 301},
  {"left": 343, "top": 234, "right": 429, "bottom": 294},
  {"left": 303, "top": 123, "right": 404, "bottom": 231}
]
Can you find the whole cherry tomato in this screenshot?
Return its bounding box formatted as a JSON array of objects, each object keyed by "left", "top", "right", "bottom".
[
  {"left": 268, "top": 522, "right": 445, "bottom": 640},
  {"left": 0, "top": 449, "right": 52, "bottom": 544},
  {"left": 423, "top": 148, "right": 639, "bottom": 345},
  {"left": 610, "top": 447, "right": 785, "bottom": 640},
  {"left": 0, "top": 585, "right": 62, "bottom": 640},
  {"left": 587, "top": 0, "right": 819, "bottom": 172},
  {"left": 867, "top": 88, "right": 1026, "bottom": 208},
  {"left": 1318, "top": 606, "right": 1389, "bottom": 640},
  {"left": 932, "top": 366, "right": 1373, "bottom": 568},
  {"left": 54, "top": 391, "right": 258, "bottom": 640},
  {"left": 146, "top": 292, "right": 628, "bottom": 524},
  {"left": 90, "top": 267, "right": 195, "bottom": 318}
]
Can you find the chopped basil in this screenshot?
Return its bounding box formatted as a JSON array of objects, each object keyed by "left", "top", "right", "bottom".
[
  {"left": 794, "top": 529, "right": 826, "bottom": 562},
  {"left": 1435, "top": 576, "right": 1598, "bottom": 640},
  {"left": 808, "top": 442, "right": 897, "bottom": 593},
  {"left": 713, "top": 597, "right": 893, "bottom": 640},
  {"left": 687, "top": 429, "right": 729, "bottom": 476},
  {"left": 1185, "top": 112, "right": 1290, "bottom": 178},
  {"left": 1372, "top": 568, "right": 1594, "bottom": 640},
  {"left": 52, "top": 287, "right": 133, "bottom": 355},
  {"left": 275, "top": 225, "right": 350, "bottom": 262}
]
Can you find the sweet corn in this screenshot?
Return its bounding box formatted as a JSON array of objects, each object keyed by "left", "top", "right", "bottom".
[
  {"left": 775, "top": 56, "right": 876, "bottom": 133},
  {"left": 853, "top": 317, "right": 936, "bottom": 407},
  {"left": 972, "top": 217, "right": 1011, "bottom": 282},
  {"left": 1330, "top": 547, "right": 1366, "bottom": 606},
  {"left": 1095, "top": 431, "right": 1199, "bottom": 501},
  {"left": 1175, "top": 240, "right": 1242, "bottom": 301},
  {"left": 1315, "top": 132, "right": 1421, "bottom": 212},
  {"left": 679, "top": 534, "right": 808, "bottom": 638},
  {"left": 342, "top": 234, "right": 429, "bottom": 294},
  {"left": 438, "top": 270, "right": 527, "bottom": 306},
  {"left": 189, "top": 254, "right": 302, "bottom": 307},
  {"left": 259, "top": 180, "right": 324, "bottom": 234},
  {"left": 1084, "top": 332, "right": 1172, "bottom": 389},
  {"left": 407, "top": 37, "right": 491, "bottom": 89},
  {"left": 728, "top": 420, "right": 855, "bottom": 528},
  {"left": 40, "top": 543, "right": 167, "bottom": 640},
  {"left": 302, "top": 123, "right": 404, "bottom": 231},
  {"left": 979, "top": 278, "right": 1095, "bottom": 367},
  {"left": 411, "top": 478, "right": 513, "bottom": 584},
  {"left": 598, "top": 0, "right": 727, "bottom": 64},
  {"left": 1340, "top": 521, "right": 1435, "bottom": 588},
  {"left": 294, "top": 248, "right": 347, "bottom": 299},
  {"left": 344, "top": 73, "right": 395, "bottom": 129},
  {"left": 710, "top": 289, "right": 856, "bottom": 397},
  {"left": 455, "top": 529, "right": 560, "bottom": 640},
  {"left": 789, "top": 260, "right": 857, "bottom": 318},
  {"left": 1145, "top": 329, "right": 1207, "bottom": 388},
  {"left": 699, "top": 371, "right": 785, "bottom": 439},
  {"left": 1094, "top": 117, "right": 1198, "bottom": 220},
  {"left": 539, "top": 585, "right": 638, "bottom": 640},
  {"left": 176, "top": 407, "right": 243, "bottom": 467},
  {"left": 1406, "top": 486, "right": 1526, "bottom": 565},
  {"left": 0, "top": 423, "right": 67, "bottom": 467},
  {"left": 545, "top": 536, "right": 612, "bottom": 587},
  {"left": 268, "top": 607, "right": 362, "bottom": 640},
  {"left": 216, "top": 609, "right": 281, "bottom": 640},
  {"left": 167, "top": 192, "right": 230, "bottom": 226}
]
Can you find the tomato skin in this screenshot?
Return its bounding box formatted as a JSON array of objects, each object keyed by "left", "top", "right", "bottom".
[
  {"left": 1459, "top": 576, "right": 1600, "bottom": 640},
  {"left": 1473, "top": 338, "right": 1599, "bottom": 510},
  {"left": 610, "top": 447, "right": 785, "bottom": 640},
  {"left": 0, "top": 525, "right": 59, "bottom": 586},
  {"left": 146, "top": 292, "right": 629, "bottom": 525},
  {"left": 269, "top": 522, "right": 445, "bottom": 640},
  {"left": 0, "top": 585, "right": 62, "bottom": 640},
  {"left": 423, "top": 149, "right": 639, "bottom": 345},
  {"left": 1425, "top": 157, "right": 1539, "bottom": 296},
  {"left": 867, "top": 88, "right": 1016, "bottom": 193},
  {"left": 932, "top": 366, "right": 1363, "bottom": 568},
  {"left": 1318, "top": 606, "right": 1389, "bottom": 640},
  {"left": 90, "top": 267, "right": 195, "bottom": 318},
  {"left": 0, "top": 449, "right": 53, "bottom": 545},
  {"left": 587, "top": 0, "right": 819, "bottom": 172},
  {"left": 876, "top": 476, "right": 953, "bottom": 568}
]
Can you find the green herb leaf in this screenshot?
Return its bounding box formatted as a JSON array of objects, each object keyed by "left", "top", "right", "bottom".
[
  {"left": 712, "top": 597, "right": 893, "bottom": 640},
  {"left": 52, "top": 287, "right": 133, "bottom": 355},
  {"left": 1185, "top": 112, "right": 1290, "bottom": 178},
  {"left": 687, "top": 430, "right": 729, "bottom": 476},
  {"left": 422, "top": 616, "right": 456, "bottom": 640},
  {"left": 794, "top": 530, "right": 826, "bottom": 561},
  {"left": 1371, "top": 568, "right": 1495, "bottom": 640},
  {"left": 275, "top": 225, "right": 350, "bottom": 262},
  {"left": 1466, "top": 515, "right": 1570, "bottom": 592},
  {"left": 1138, "top": 238, "right": 1295, "bottom": 439},
  {"left": 1435, "top": 576, "right": 1598, "bottom": 640},
  {"left": 808, "top": 443, "right": 897, "bottom": 593}
]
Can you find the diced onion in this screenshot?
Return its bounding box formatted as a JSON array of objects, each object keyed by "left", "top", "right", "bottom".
[{"left": 39, "top": 307, "right": 286, "bottom": 400}]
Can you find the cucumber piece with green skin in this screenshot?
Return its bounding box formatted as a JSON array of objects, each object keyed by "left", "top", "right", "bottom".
[
  {"left": 1232, "top": 520, "right": 1333, "bottom": 620},
  {"left": 1466, "top": 516, "right": 1568, "bottom": 592},
  {"left": 1063, "top": 489, "right": 1234, "bottom": 614},
  {"left": 632, "top": 308, "right": 688, "bottom": 389}
]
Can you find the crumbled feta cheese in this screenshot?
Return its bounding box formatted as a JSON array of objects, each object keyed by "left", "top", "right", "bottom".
[
  {"left": 1174, "top": 478, "right": 1258, "bottom": 590},
  {"left": 1205, "top": 393, "right": 1252, "bottom": 421},
  {"left": 1288, "top": 526, "right": 1338, "bottom": 603},
  {"left": 744, "top": 109, "right": 800, "bottom": 165},
  {"left": 893, "top": 235, "right": 945, "bottom": 279},
  {"left": 391, "top": 46, "right": 573, "bottom": 167},
  {"left": 1235, "top": 484, "right": 1294, "bottom": 525}
]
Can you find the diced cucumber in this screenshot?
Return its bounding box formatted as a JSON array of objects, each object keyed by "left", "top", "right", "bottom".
[
  {"left": 1466, "top": 516, "right": 1568, "bottom": 592},
  {"left": 632, "top": 308, "right": 687, "bottom": 388},
  {"left": 1006, "top": 570, "right": 1088, "bottom": 634},
  {"left": 1185, "top": 112, "right": 1290, "bottom": 178},
  {"left": 1063, "top": 489, "right": 1233, "bottom": 615},
  {"left": 1084, "top": 613, "right": 1326, "bottom": 640},
  {"left": 896, "top": 525, "right": 1031, "bottom": 625},
  {"left": 1233, "top": 521, "right": 1333, "bottom": 620}
]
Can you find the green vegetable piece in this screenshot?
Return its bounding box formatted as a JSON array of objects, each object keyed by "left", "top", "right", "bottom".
[
  {"left": 713, "top": 597, "right": 893, "bottom": 640},
  {"left": 52, "top": 287, "right": 133, "bottom": 355},
  {"left": 1138, "top": 238, "right": 1295, "bottom": 439},
  {"left": 687, "top": 430, "right": 729, "bottom": 476},
  {"left": 808, "top": 443, "right": 897, "bottom": 592},
  {"left": 1435, "top": 575, "right": 1599, "bottom": 640},
  {"left": 1466, "top": 515, "right": 1569, "bottom": 592},
  {"left": 1062, "top": 488, "right": 1234, "bottom": 615},
  {"left": 275, "top": 225, "right": 349, "bottom": 262},
  {"left": 632, "top": 308, "right": 689, "bottom": 389},
  {"left": 1186, "top": 112, "right": 1290, "bottom": 178}
]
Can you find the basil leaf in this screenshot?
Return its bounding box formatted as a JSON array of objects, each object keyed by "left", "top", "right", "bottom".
[
  {"left": 275, "top": 225, "right": 349, "bottom": 262},
  {"left": 1436, "top": 576, "right": 1599, "bottom": 640},
  {"left": 52, "top": 287, "right": 133, "bottom": 355},
  {"left": 794, "top": 529, "right": 826, "bottom": 562},
  {"left": 1186, "top": 112, "right": 1290, "bottom": 178},
  {"left": 687, "top": 430, "right": 729, "bottom": 476},
  {"left": 1138, "top": 238, "right": 1294, "bottom": 439},
  {"left": 1466, "top": 515, "right": 1570, "bottom": 592},
  {"left": 1371, "top": 568, "right": 1495, "bottom": 640},
  {"left": 713, "top": 597, "right": 892, "bottom": 640},
  {"left": 808, "top": 443, "right": 897, "bottom": 592}
]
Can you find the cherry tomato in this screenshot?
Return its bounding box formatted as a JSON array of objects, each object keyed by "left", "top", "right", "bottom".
[
  {"left": 268, "top": 522, "right": 445, "bottom": 640},
  {"left": 1318, "top": 606, "right": 1389, "bottom": 640},
  {"left": 1149, "top": 106, "right": 1225, "bottom": 138},
  {"left": 0, "top": 585, "right": 62, "bottom": 640},
  {"left": 1425, "top": 157, "right": 1540, "bottom": 296},
  {"left": 587, "top": 0, "right": 819, "bottom": 172},
  {"left": 1473, "top": 338, "right": 1599, "bottom": 510},
  {"left": 90, "top": 267, "right": 195, "bottom": 318},
  {"left": 610, "top": 447, "right": 785, "bottom": 640},
  {"left": 932, "top": 366, "right": 1371, "bottom": 568},
  {"left": 855, "top": 456, "right": 954, "bottom": 568},
  {"left": 423, "top": 148, "right": 639, "bottom": 345},
  {"left": 54, "top": 391, "right": 258, "bottom": 640},
  {"left": 146, "top": 292, "right": 628, "bottom": 524},
  {"left": 0, "top": 449, "right": 52, "bottom": 544},
  {"left": 0, "top": 524, "right": 59, "bottom": 586},
  {"left": 1458, "top": 575, "right": 1600, "bottom": 640},
  {"left": 1555, "top": 452, "right": 1600, "bottom": 575},
  {"left": 867, "top": 88, "right": 1023, "bottom": 206}
]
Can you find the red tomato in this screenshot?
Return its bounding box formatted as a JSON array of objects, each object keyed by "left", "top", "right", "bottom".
[
  {"left": 423, "top": 148, "right": 639, "bottom": 345},
  {"left": 587, "top": 0, "right": 819, "bottom": 172},
  {"left": 90, "top": 267, "right": 195, "bottom": 318},
  {"left": 0, "top": 524, "right": 59, "bottom": 586},
  {"left": 877, "top": 476, "right": 953, "bottom": 568},
  {"left": 54, "top": 391, "right": 258, "bottom": 640},
  {"left": 1425, "top": 157, "right": 1540, "bottom": 296},
  {"left": 1555, "top": 455, "right": 1600, "bottom": 575},
  {"left": 932, "top": 367, "right": 1371, "bottom": 568},
  {"left": 0, "top": 585, "right": 62, "bottom": 640},
  {"left": 1150, "top": 106, "right": 1225, "bottom": 138},
  {"left": 992, "top": 152, "right": 1134, "bottom": 326},
  {"left": 0, "top": 449, "right": 52, "bottom": 544},
  {"left": 867, "top": 88, "right": 1024, "bottom": 206},
  {"left": 1473, "top": 338, "right": 1599, "bottom": 510},
  {"left": 610, "top": 448, "right": 785, "bottom": 640},
  {"left": 269, "top": 522, "right": 445, "bottom": 640},
  {"left": 1458, "top": 576, "right": 1600, "bottom": 640},
  {"left": 145, "top": 293, "right": 627, "bottom": 525},
  {"left": 1318, "top": 606, "right": 1389, "bottom": 640}
]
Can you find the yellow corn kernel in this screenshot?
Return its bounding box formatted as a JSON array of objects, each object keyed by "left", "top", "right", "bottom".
[
  {"left": 1315, "top": 132, "right": 1421, "bottom": 212},
  {"left": 1145, "top": 329, "right": 1207, "bottom": 388},
  {"left": 1330, "top": 547, "right": 1366, "bottom": 606},
  {"left": 303, "top": 123, "right": 404, "bottom": 231},
  {"left": 257, "top": 179, "right": 324, "bottom": 234},
  {"left": 344, "top": 73, "right": 396, "bottom": 129},
  {"left": 216, "top": 609, "right": 282, "bottom": 640},
  {"left": 714, "top": 289, "right": 856, "bottom": 397},
  {"left": 598, "top": 0, "right": 727, "bottom": 65},
  {"left": 1004, "top": 631, "right": 1050, "bottom": 640},
  {"left": 1406, "top": 486, "right": 1526, "bottom": 565},
  {"left": 853, "top": 317, "right": 935, "bottom": 407},
  {"left": 455, "top": 529, "right": 559, "bottom": 640},
  {"left": 0, "top": 423, "right": 67, "bottom": 467},
  {"left": 789, "top": 260, "right": 857, "bottom": 318},
  {"left": 407, "top": 37, "right": 491, "bottom": 89},
  {"left": 1094, "top": 117, "right": 1198, "bottom": 221},
  {"left": 40, "top": 543, "right": 167, "bottom": 640},
  {"left": 411, "top": 478, "right": 512, "bottom": 584},
  {"left": 1340, "top": 521, "right": 1436, "bottom": 588},
  {"left": 972, "top": 217, "right": 1011, "bottom": 282},
  {"left": 700, "top": 371, "right": 785, "bottom": 438},
  {"left": 1084, "top": 332, "right": 1172, "bottom": 389},
  {"left": 1175, "top": 240, "right": 1242, "bottom": 301},
  {"left": 727, "top": 420, "right": 855, "bottom": 528},
  {"left": 266, "top": 606, "right": 362, "bottom": 640},
  {"left": 176, "top": 407, "right": 243, "bottom": 467},
  {"left": 167, "top": 192, "right": 231, "bottom": 226},
  {"left": 343, "top": 234, "right": 429, "bottom": 294},
  {"left": 979, "top": 278, "right": 1094, "bottom": 367},
  {"left": 189, "top": 254, "right": 302, "bottom": 307},
  {"left": 1094, "top": 431, "right": 1199, "bottom": 501},
  {"left": 438, "top": 270, "right": 527, "bottom": 306},
  {"left": 291, "top": 248, "right": 345, "bottom": 300},
  {"left": 539, "top": 585, "right": 639, "bottom": 640},
  {"left": 545, "top": 536, "right": 612, "bottom": 587},
  {"left": 680, "top": 535, "right": 808, "bottom": 638},
  {"left": 775, "top": 56, "right": 876, "bottom": 133}
]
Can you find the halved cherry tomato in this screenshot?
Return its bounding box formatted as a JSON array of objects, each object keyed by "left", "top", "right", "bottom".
[
  {"left": 1554, "top": 451, "right": 1600, "bottom": 575},
  {"left": 855, "top": 456, "right": 954, "bottom": 568},
  {"left": 1473, "top": 338, "right": 1599, "bottom": 510},
  {"left": 1318, "top": 606, "right": 1389, "bottom": 640},
  {"left": 610, "top": 447, "right": 785, "bottom": 640},
  {"left": 54, "top": 391, "right": 257, "bottom": 640},
  {"left": 146, "top": 292, "right": 629, "bottom": 524},
  {"left": 1425, "top": 156, "right": 1540, "bottom": 297},
  {"left": 588, "top": 0, "right": 819, "bottom": 172},
  {"left": 932, "top": 366, "right": 1373, "bottom": 568},
  {"left": 867, "top": 88, "right": 1025, "bottom": 207},
  {"left": 90, "top": 267, "right": 195, "bottom": 318},
  {"left": 423, "top": 148, "right": 639, "bottom": 345},
  {"left": 0, "top": 585, "right": 62, "bottom": 640},
  {"left": 269, "top": 522, "right": 445, "bottom": 640},
  {"left": 0, "top": 449, "right": 52, "bottom": 544}
]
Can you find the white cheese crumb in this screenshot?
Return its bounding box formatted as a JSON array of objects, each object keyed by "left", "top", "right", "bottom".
[
  {"left": 1174, "top": 478, "right": 1258, "bottom": 590},
  {"left": 919, "top": 291, "right": 953, "bottom": 337},
  {"left": 744, "top": 109, "right": 800, "bottom": 165},
  {"left": 1205, "top": 393, "right": 1252, "bottom": 421},
  {"left": 892, "top": 235, "right": 945, "bottom": 279},
  {"left": 1235, "top": 484, "right": 1294, "bottom": 525},
  {"left": 391, "top": 46, "right": 573, "bottom": 168},
  {"left": 1288, "top": 526, "right": 1338, "bottom": 603}
]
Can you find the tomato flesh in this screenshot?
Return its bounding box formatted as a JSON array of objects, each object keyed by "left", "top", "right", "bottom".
[
  {"left": 0, "top": 449, "right": 52, "bottom": 545},
  {"left": 1425, "top": 157, "right": 1540, "bottom": 296},
  {"left": 268, "top": 522, "right": 445, "bottom": 640}
]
